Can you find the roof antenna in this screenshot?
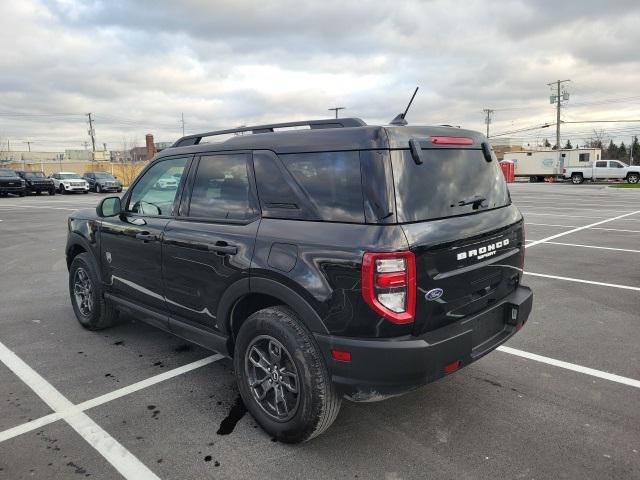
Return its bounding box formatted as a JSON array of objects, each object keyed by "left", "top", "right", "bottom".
[{"left": 390, "top": 86, "right": 419, "bottom": 126}]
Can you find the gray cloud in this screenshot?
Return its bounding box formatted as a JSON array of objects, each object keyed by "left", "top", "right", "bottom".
[{"left": 1, "top": 0, "right": 639, "bottom": 151}]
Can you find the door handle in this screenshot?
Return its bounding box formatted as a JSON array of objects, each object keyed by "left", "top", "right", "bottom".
[
  {"left": 135, "top": 232, "right": 158, "bottom": 242},
  {"left": 208, "top": 242, "right": 238, "bottom": 255}
]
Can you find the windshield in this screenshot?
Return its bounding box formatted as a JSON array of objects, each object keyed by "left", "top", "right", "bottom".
[
  {"left": 94, "top": 172, "right": 115, "bottom": 179},
  {"left": 60, "top": 173, "right": 82, "bottom": 179},
  {"left": 24, "top": 172, "right": 45, "bottom": 178},
  {"left": 0, "top": 170, "right": 17, "bottom": 177},
  {"left": 391, "top": 148, "right": 511, "bottom": 222}
]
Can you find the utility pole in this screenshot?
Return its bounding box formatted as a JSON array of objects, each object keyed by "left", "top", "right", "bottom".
[
  {"left": 483, "top": 109, "right": 494, "bottom": 137},
  {"left": 547, "top": 79, "right": 570, "bottom": 170},
  {"left": 86, "top": 112, "right": 96, "bottom": 161},
  {"left": 328, "top": 107, "right": 345, "bottom": 119},
  {"left": 181, "top": 112, "right": 185, "bottom": 136},
  {"left": 24, "top": 141, "right": 32, "bottom": 152}
]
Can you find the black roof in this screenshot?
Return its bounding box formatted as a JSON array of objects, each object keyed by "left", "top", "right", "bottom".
[{"left": 158, "top": 118, "right": 486, "bottom": 159}]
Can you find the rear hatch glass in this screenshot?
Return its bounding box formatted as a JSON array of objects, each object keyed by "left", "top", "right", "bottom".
[{"left": 391, "top": 148, "right": 510, "bottom": 223}]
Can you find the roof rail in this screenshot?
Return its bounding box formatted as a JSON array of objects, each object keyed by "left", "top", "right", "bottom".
[{"left": 172, "top": 118, "right": 367, "bottom": 147}]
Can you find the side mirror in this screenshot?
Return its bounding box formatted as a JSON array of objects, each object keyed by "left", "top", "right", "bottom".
[{"left": 96, "top": 196, "right": 122, "bottom": 217}]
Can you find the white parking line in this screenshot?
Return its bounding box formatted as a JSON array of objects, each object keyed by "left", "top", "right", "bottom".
[
  {"left": 0, "top": 340, "right": 160, "bottom": 479},
  {"left": 527, "top": 241, "right": 640, "bottom": 254},
  {"left": 0, "top": 353, "right": 224, "bottom": 443},
  {"left": 497, "top": 346, "right": 640, "bottom": 389},
  {"left": 0, "top": 205, "right": 77, "bottom": 211},
  {"left": 524, "top": 212, "right": 640, "bottom": 220},
  {"left": 525, "top": 272, "right": 640, "bottom": 291},
  {"left": 526, "top": 222, "right": 640, "bottom": 233},
  {"left": 525, "top": 210, "right": 640, "bottom": 249}
]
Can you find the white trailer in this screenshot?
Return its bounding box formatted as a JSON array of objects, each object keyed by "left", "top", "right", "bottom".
[{"left": 502, "top": 148, "right": 602, "bottom": 182}]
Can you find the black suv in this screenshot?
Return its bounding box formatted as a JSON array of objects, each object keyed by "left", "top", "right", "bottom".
[
  {"left": 16, "top": 170, "right": 56, "bottom": 195},
  {"left": 0, "top": 169, "right": 26, "bottom": 196},
  {"left": 66, "top": 118, "right": 532, "bottom": 443},
  {"left": 83, "top": 171, "right": 123, "bottom": 193}
]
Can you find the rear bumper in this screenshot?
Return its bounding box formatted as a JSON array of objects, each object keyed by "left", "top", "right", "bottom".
[{"left": 315, "top": 285, "right": 533, "bottom": 401}]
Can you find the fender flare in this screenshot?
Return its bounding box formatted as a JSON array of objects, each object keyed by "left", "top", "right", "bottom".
[
  {"left": 217, "top": 276, "right": 329, "bottom": 338},
  {"left": 66, "top": 232, "right": 99, "bottom": 269}
]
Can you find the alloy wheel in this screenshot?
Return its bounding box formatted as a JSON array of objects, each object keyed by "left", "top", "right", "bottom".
[
  {"left": 73, "top": 267, "right": 93, "bottom": 316},
  {"left": 245, "top": 335, "right": 300, "bottom": 422}
]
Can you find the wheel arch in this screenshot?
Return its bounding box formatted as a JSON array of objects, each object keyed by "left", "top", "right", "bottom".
[{"left": 219, "top": 276, "right": 329, "bottom": 356}]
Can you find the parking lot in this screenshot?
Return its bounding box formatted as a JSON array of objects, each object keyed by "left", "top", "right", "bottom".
[{"left": 0, "top": 183, "right": 639, "bottom": 479}]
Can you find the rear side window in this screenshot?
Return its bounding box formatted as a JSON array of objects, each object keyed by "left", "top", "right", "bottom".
[
  {"left": 188, "top": 154, "right": 257, "bottom": 221},
  {"left": 280, "top": 151, "right": 364, "bottom": 223},
  {"left": 392, "top": 149, "right": 510, "bottom": 222}
]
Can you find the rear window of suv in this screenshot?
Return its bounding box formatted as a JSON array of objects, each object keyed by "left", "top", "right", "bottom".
[{"left": 391, "top": 148, "right": 510, "bottom": 222}]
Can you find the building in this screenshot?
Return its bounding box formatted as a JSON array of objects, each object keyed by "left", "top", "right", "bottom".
[{"left": 489, "top": 137, "right": 524, "bottom": 160}]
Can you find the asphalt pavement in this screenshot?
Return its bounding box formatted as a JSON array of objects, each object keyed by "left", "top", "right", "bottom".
[{"left": 0, "top": 183, "right": 638, "bottom": 479}]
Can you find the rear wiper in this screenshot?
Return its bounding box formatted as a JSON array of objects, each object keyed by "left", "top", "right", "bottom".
[{"left": 452, "top": 195, "right": 487, "bottom": 209}]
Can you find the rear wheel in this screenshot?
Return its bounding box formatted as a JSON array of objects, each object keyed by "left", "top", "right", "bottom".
[
  {"left": 627, "top": 173, "right": 639, "bottom": 184},
  {"left": 234, "top": 306, "right": 341, "bottom": 443},
  {"left": 571, "top": 173, "right": 584, "bottom": 185},
  {"left": 69, "top": 253, "right": 118, "bottom": 330},
  {"left": 96, "top": 184, "right": 102, "bottom": 193},
  {"left": 18, "top": 191, "right": 25, "bottom": 197},
  {"left": 49, "top": 188, "right": 55, "bottom": 195}
]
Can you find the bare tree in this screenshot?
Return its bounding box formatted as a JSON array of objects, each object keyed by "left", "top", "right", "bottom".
[{"left": 584, "top": 129, "right": 608, "bottom": 149}]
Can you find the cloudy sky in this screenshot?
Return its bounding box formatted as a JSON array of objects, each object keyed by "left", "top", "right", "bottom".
[{"left": 1, "top": 0, "right": 640, "bottom": 152}]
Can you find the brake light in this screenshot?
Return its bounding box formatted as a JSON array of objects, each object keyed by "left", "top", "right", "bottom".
[
  {"left": 430, "top": 136, "right": 474, "bottom": 146},
  {"left": 362, "top": 251, "right": 416, "bottom": 324}
]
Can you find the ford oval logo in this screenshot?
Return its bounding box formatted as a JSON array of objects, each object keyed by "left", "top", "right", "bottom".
[{"left": 425, "top": 288, "right": 444, "bottom": 301}]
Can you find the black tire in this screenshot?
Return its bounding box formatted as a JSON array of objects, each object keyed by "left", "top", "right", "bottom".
[
  {"left": 234, "top": 306, "right": 341, "bottom": 443},
  {"left": 69, "top": 253, "right": 118, "bottom": 330},
  {"left": 83, "top": 190, "right": 89, "bottom": 194},
  {"left": 571, "top": 173, "right": 584, "bottom": 185},
  {"left": 627, "top": 173, "right": 639, "bottom": 184},
  {"left": 59, "top": 184, "right": 65, "bottom": 194},
  {"left": 18, "top": 191, "right": 25, "bottom": 197},
  {"left": 49, "top": 188, "right": 55, "bottom": 195},
  {"left": 96, "top": 184, "right": 102, "bottom": 193},
  {"left": 35, "top": 190, "right": 41, "bottom": 195}
]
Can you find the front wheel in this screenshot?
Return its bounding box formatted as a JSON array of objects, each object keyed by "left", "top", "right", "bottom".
[
  {"left": 69, "top": 253, "right": 118, "bottom": 330},
  {"left": 234, "top": 306, "right": 342, "bottom": 443},
  {"left": 627, "top": 173, "right": 639, "bottom": 184},
  {"left": 96, "top": 184, "right": 102, "bottom": 193},
  {"left": 49, "top": 188, "right": 55, "bottom": 195},
  {"left": 571, "top": 173, "right": 584, "bottom": 184}
]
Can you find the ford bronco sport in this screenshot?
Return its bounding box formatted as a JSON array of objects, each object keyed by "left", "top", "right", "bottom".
[{"left": 66, "top": 118, "right": 532, "bottom": 443}]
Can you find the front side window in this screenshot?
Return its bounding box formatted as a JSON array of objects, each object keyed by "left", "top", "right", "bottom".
[
  {"left": 188, "top": 154, "right": 256, "bottom": 221},
  {"left": 127, "top": 157, "right": 188, "bottom": 216},
  {"left": 609, "top": 161, "right": 623, "bottom": 168}
]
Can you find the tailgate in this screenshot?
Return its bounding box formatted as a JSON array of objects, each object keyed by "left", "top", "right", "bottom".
[{"left": 401, "top": 207, "right": 525, "bottom": 336}]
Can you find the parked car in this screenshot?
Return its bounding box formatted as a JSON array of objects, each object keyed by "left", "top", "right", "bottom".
[
  {"left": 66, "top": 118, "right": 532, "bottom": 443},
  {"left": 50, "top": 172, "right": 89, "bottom": 194},
  {"left": 154, "top": 175, "right": 179, "bottom": 190},
  {"left": 0, "top": 169, "right": 26, "bottom": 197},
  {"left": 83, "top": 172, "right": 123, "bottom": 193},
  {"left": 16, "top": 170, "right": 56, "bottom": 195},
  {"left": 563, "top": 160, "right": 640, "bottom": 184}
]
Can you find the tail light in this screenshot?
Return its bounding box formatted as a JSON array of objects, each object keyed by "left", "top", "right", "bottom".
[{"left": 361, "top": 251, "right": 416, "bottom": 324}]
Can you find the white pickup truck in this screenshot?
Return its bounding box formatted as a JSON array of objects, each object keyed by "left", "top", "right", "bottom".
[{"left": 563, "top": 160, "right": 640, "bottom": 184}]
